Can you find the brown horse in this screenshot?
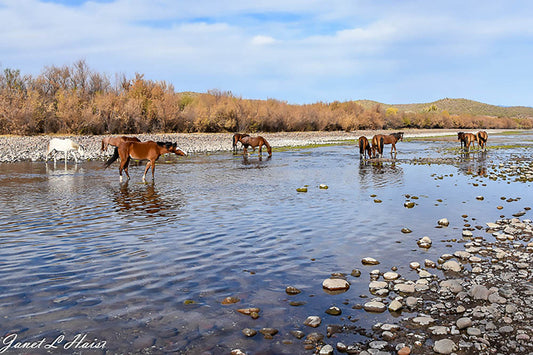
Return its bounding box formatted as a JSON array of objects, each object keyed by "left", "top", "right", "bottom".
[
  {"left": 372, "top": 132, "right": 403, "bottom": 156},
  {"left": 371, "top": 135, "right": 385, "bottom": 158},
  {"left": 104, "top": 141, "right": 186, "bottom": 182},
  {"left": 457, "top": 132, "right": 478, "bottom": 152},
  {"left": 358, "top": 136, "right": 372, "bottom": 159},
  {"left": 101, "top": 136, "right": 141, "bottom": 151},
  {"left": 476, "top": 131, "right": 488, "bottom": 151},
  {"left": 238, "top": 135, "right": 272, "bottom": 157},
  {"left": 232, "top": 133, "right": 250, "bottom": 153}
]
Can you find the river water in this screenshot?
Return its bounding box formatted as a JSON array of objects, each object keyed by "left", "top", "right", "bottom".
[{"left": 0, "top": 132, "right": 532, "bottom": 354}]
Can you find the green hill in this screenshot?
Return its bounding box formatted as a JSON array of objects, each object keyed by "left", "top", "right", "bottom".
[{"left": 354, "top": 98, "right": 533, "bottom": 118}]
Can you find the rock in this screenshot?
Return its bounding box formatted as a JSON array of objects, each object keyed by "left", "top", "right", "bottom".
[
  {"left": 429, "top": 326, "right": 449, "bottom": 335},
  {"left": 259, "top": 328, "right": 278, "bottom": 337},
  {"left": 468, "top": 285, "right": 490, "bottom": 300},
  {"left": 362, "top": 257, "right": 380, "bottom": 265},
  {"left": 304, "top": 316, "right": 322, "bottom": 327},
  {"left": 351, "top": 269, "right": 361, "bottom": 277},
  {"left": 290, "top": 330, "right": 305, "bottom": 339},
  {"left": 369, "top": 281, "right": 388, "bottom": 292},
  {"left": 398, "top": 346, "right": 411, "bottom": 355},
  {"left": 325, "top": 306, "right": 342, "bottom": 315},
  {"left": 438, "top": 218, "right": 450, "bottom": 226},
  {"left": 409, "top": 261, "right": 420, "bottom": 269},
  {"left": 412, "top": 316, "right": 435, "bottom": 326},
  {"left": 417, "top": 236, "right": 432, "bottom": 248},
  {"left": 456, "top": 317, "right": 472, "bottom": 329},
  {"left": 322, "top": 278, "right": 349, "bottom": 291},
  {"left": 394, "top": 283, "right": 415, "bottom": 293},
  {"left": 462, "top": 230, "right": 473, "bottom": 237},
  {"left": 242, "top": 328, "right": 257, "bottom": 337},
  {"left": 319, "top": 184, "right": 329, "bottom": 189},
  {"left": 401, "top": 228, "right": 412, "bottom": 233},
  {"left": 319, "top": 344, "right": 334, "bottom": 355},
  {"left": 439, "top": 279, "right": 463, "bottom": 293},
  {"left": 285, "top": 286, "right": 302, "bottom": 295},
  {"left": 363, "top": 301, "right": 387, "bottom": 313},
  {"left": 433, "top": 339, "right": 457, "bottom": 354},
  {"left": 388, "top": 299, "right": 403, "bottom": 312},
  {"left": 383, "top": 271, "right": 399, "bottom": 280},
  {"left": 231, "top": 350, "right": 246, "bottom": 355},
  {"left": 442, "top": 260, "right": 462, "bottom": 272},
  {"left": 221, "top": 296, "right": 240, "bottom": 304}
]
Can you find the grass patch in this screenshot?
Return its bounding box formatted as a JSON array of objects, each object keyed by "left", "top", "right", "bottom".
[{"left": 272, "top": 140, "right": 356, "bottom": 152}]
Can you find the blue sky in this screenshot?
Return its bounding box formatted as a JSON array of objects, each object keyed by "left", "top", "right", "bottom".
[{"left": 1, "top": 0, "right": 532, "bottom": 106}]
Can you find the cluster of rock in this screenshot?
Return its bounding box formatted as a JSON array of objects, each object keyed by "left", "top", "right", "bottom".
[{"left": 232, "top": 217, "right": 532, "bottom": 355}]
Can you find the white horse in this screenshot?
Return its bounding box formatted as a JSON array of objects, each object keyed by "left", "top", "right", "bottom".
[{"left": 46, "top": 138, "right": 85, "bottom": 163}]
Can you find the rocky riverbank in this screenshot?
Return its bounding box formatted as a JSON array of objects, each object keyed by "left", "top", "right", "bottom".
[
  {"left": 231, "top": 217, "right": 533, "bottom": 355},
  {"left": 0, "top": 129, "right": 496, "bottom": 163}
]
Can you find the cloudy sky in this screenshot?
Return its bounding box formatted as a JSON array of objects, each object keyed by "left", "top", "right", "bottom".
[{"left": 1, "top": 0, "right": 532, "bottom": 106}]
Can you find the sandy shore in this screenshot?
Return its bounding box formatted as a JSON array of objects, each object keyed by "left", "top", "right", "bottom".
[{"left": 0, "top": 129, "right": 508, "bottom": 163}]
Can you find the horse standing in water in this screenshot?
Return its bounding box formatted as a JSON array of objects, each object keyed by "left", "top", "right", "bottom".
[
  {"left": 476, "top": 131, "right": 488, "bottom": 151},
  {"left": 372, "top": 132, "right": 403, "bottom": 157},
  {"left": 46, "top": 138, "right": 85, "bottom": 163},
  {"left": 358, "top": 136, "right": 372, "bottom": 159},
  {"left": 457, "top": 132, "right": 478, "bottom": 152},
  {"left": 101, "top": 136, "right": 141, "bottom": 151},
  {"left": 104, "top": 141, "right": 186, "bottom": 182},
  {"left": 237, "top": 135, "right": 272, "bottom": 157},
  {"left": 232, "top": 133, "right": 250, "bottom": 154},
  {"left": 371, "top": 135, "right": 385, "bottom": 158}
]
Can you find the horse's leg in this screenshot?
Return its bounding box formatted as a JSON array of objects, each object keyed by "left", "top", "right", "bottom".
[
  {"left": 243, "top": 146, "right": 248, "bottom": 156},
  {"left": 259, "top": 144, "right": 263, "bottom": 155},
  {"left": 143, "top": 161, "right": 152, "bottom": 182}
]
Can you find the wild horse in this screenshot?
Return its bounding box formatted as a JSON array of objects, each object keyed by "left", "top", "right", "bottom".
[
  {"left": 371, "top": 132, "right": 403, "bottom": 157},
  {"left": 457, "top": 132, "right": 478, "bottom": 152},
  {"left": 476, "top": 131, "right": 488, "bottom": 151},
  {"left": 358, "top": 136, "right": 372, "bottom": 159},
  {"left": 46, "top": 138, "right": 85, "bottom": 163},
  {"left": 236, "top": 135, "right": 272, "bottom": 157},
  {"left": 104, "top": 141, "right": 186, "bottom": 182},
  {"left": 232, "top": 133, "right": 250, "bottom": 154}
]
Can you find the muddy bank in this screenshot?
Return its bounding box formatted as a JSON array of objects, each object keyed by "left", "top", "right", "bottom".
[{"left": 0, "top": 129, "right": 508, "bottom": 163}]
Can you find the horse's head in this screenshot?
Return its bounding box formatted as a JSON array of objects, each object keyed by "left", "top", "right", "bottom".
[
  {"left": 457, "top": 132, "right": 464, "bottom": 140},
  {"left": 170, "top": 143, "right": 187, "bottom": 156},
  {"left": 77, "top": 144, "right": 85, "bottom": 156},
  {"left": 397, "top": 132, "right": 404, "bottom": 141}
]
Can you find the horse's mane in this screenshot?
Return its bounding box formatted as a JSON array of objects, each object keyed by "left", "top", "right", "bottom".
[
  {"left": 156, "top": 141, "right": 175, "bottom": 149},
  {"left": 391, "top": 132, "right": 403, "bottom": 139}
]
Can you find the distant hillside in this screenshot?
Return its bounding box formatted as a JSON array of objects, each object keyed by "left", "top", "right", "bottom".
[{"left": 354, "top": 98, "right": 533, "bottom": 118}]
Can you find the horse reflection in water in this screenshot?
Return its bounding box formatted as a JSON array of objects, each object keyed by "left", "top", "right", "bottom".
[
  {"left": 459, "top": 151, "right": 488, "bottom": 177},
  {"left": 113, "top": 181, "right": 182, "bottom": 217},
  {"left": 358, "top": 159, "right": 404, "bottom": 188}
]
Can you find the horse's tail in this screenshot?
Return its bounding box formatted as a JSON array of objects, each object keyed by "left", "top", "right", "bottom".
[
  {"left": 478, "top": 132, "right": 487, "bottom": 144},
  {"left": 359, "top": 139, "right": 364, "bottom": 155},
  {"left": 101, "top": 139, "right": 106, "bottom": 151},
  {"left": 379, "top": 137, "right": 384, "bottom": 156},
  {"left": 263, "top": 138, "right": 272, "bottom": 156},
  {"left": 104, "top": 147, "right": 119, "bottom": 169}
]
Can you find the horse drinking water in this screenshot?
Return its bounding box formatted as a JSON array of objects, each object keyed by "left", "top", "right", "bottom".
[
  {"left": 476, "top": 131, "right": 488, "bottom": 151},
  {"left": 46, "top": 138, "right": 85, "bottom": 163},
  {"left": 457, "top": 132, "right": 478, "bottom": 152},
  {"left": 237, "top": 135, "right": 272, "bottom": 157},
  {"left": 104, "top": 141, "right": 186, "bottom": 182},
  {"left": 358, "top": 136, "right": 372, "bottom": 159}
]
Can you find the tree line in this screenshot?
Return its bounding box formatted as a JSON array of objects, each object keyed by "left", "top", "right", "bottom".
[{"left": 1, "top": 60, "right": 531, "bottom": 136}]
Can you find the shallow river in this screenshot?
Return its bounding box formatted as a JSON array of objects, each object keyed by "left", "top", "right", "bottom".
[{"left": 0, "top": 132, "right": 532, "bottom": 354}]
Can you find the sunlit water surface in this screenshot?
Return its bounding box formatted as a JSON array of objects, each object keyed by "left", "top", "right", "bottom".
[{"left": 0, "top": 132, "right": 532, "bottom": 354}]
